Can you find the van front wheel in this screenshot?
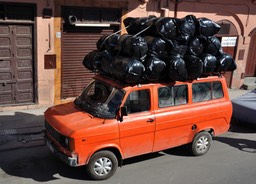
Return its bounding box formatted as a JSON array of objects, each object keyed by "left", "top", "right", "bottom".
[
  {"left": 85, "top": 150, "right": 118, "bottom": 180},
  {"left": 191, "top": 131, "right": 212, "bottom": 156}
]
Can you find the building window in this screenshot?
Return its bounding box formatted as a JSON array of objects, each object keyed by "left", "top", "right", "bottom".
[{"left": 0, "top": 3, "right": 35, "bottom": 21}]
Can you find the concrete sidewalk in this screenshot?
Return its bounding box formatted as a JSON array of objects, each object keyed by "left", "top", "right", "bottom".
[{"left": 0, "top": 88, "right": 253, "bottom": 151}]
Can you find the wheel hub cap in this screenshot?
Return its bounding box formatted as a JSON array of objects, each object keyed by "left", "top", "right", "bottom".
[
  {"left": 94, "top": 157, "right": 112, "bottom": 176},
  {"left": 196, "top": 136, "right": 209, "bottom": 153}
]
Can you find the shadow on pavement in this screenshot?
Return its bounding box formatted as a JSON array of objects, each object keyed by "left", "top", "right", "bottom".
[
  {"left": 0, "top": 111, "right": 93, "bottom": 181},
  {"left": 0, "top": 111, "right": 46, "bottom": 151},
  {"left": 0, "top": 146, "right": 91, "bottom": 182},
  {"left": 214, "top": 136, "right": 256, "bottom": 154}
]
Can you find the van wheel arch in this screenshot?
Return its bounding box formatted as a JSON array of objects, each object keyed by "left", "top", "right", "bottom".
[
  {"left": 202, "top": 128, "right": 214, "bottom": 136},
  {"left": 88, "top": 147, "right": 123, "bottom": 167}
]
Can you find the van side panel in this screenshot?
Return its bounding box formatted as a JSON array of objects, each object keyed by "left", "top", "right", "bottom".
[
  {"left": 194, "top": 99, "right": 232, "bottom": 135},
  {"left": 153, "top": 105, "right": 196, "bottom": 152},
  {"left": 152, "top": 77, "right": 232, "bottom": 152},
  {"left": 71, "top": 119, "right": 121, "bottom": 165}
]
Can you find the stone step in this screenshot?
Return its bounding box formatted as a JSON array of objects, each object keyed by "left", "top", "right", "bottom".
[{"left": 243, "top": 77, "right": 256, "bottom": 90}]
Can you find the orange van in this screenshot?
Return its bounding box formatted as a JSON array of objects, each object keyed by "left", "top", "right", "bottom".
[{"left": 45, "top": 74, "right": 232, "bottom": 180}]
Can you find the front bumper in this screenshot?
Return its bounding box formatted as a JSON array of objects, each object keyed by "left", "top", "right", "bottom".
[{"left": 45, "top": 137, "right": 78, "bottom": 167}]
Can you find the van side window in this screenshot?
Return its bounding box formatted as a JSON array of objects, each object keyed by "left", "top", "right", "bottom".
[
  {"left": 192, "top": 82, "right": 211, "bottom": 102},
  {"left": 212, "top": 81, "right": 224, "bottom": 99},
  {"left": 158, "top": 85, "right": 188, "bottom": 108},
  {"left": 124, "top": 89, "right": 150, "bottom": 114},
  {"left": 192, "top": 81, "right": 224, "bottom": 102},
  {"left": 174, "top": 85, "right": 188, "bottom": 105}
]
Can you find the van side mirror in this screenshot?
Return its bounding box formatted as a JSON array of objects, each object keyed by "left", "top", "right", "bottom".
[
  {"left": 121, "top": 106, "right": 128, "bottom": 116},
  {"left": 120, "top": 106, "right": 128, "bottom": 122}
]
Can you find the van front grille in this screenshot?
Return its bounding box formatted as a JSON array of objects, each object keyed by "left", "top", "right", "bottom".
[{"left": 45, "top": 120, "right": 69, "bottom": 150}]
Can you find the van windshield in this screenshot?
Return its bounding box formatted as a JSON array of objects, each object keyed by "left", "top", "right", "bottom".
[{"left": 74, "top": 79, "right": 125, "bottom": 119}]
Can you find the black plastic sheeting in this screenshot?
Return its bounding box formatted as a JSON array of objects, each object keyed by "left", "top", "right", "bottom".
[
  {"left": 232, "top": 89, "right": 256, "bottom": 124},
  {"left": 82, "top": 15, "right": 237, "bottom": 84}
]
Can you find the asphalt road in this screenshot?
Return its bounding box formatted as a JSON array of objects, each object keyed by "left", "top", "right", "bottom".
[{"left": 0, "top": 123, "right": 255, "bottom": 184}]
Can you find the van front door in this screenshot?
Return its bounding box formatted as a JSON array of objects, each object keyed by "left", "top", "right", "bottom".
[{"left": 119, "top": 88, "right": 155, "bottom": 158}]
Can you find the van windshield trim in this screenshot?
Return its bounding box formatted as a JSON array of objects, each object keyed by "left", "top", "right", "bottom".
[{"left": 74, "top": 79, "right": 125, "bottom": 119}]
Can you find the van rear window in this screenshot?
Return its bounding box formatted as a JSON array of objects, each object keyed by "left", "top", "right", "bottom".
[
  {"left": 192, "top": 81, "right": 224, "bottom": 102},
  {"left": 158, "top": 85, "right": 188, "bottom": 108}
]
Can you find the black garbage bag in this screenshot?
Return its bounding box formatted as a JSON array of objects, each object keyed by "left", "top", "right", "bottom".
[
  {"left": 148, "top": 17, "right": 180, "bottom": 39},
  {"left": 200, "top": 53, "right": 217, "bottom": 73},
  {"left": 99, "top": 50, "right": 114, "bottom": 77},
  {"left": 144, "top": 36, "right": 168, "bottom": 60},
  {"left": 112, "top": 56, "right": 145, "bottom": 83},
  {"left": 118, "top": 34, "right": 148, "bottom": 61},
  {"left": 176, "top": 15, "right": 197, "bottom": 44},
  {"left": 123, "top": 17, "right": 137, "bottom": 27},
  {"left": 97, "top": 35, "right": 108, "bottom": 51},
  {"left": 165, "top": 55, "right": 187, "bottom": 81},
  {"left": 205, "top": 36, "right": 221, "bottom": 56},
  {"left": 124, "top": 16, "right": 156, "bottom": 35},
  {"left": 168, "top": 40, "right": 188, "bottom": 57},
  {"left": 197, "top": 18, "right": 221, "bottom": 36},
  {"left": 96, "top": 34, "right": 120, "bottom": 54},
  {"left": 83, "top": 50, "right": 102, "bottom": 71},
  {"left": 144, "top": 56, "right": 166, "bottom": 82},
  {"left": 187, "top": 36, "right": 207, "bottom": 56},
  {"left": 229, "top": 59, "right": 237, "bottom": 71},
  {"left": 216, "top": 52, "right": 237, "bottom": 71},
  {"left": 184, "top": 55, "right": 203, "bottom": 80}
]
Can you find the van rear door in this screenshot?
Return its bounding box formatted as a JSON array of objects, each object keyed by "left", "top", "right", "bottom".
[{"left": 153, "top": 84, "right": 196, "bottom": 151}]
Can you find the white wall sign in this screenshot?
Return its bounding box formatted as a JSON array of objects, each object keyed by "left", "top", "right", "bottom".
[
  {"left": 221, "top": 37, "right": 237, "bottom": 47},
  {"left": 56, "top": 32, "right": 61, "bottom": 38}
]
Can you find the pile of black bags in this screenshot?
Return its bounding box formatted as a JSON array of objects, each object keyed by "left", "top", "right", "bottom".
[{"left": 83, "top": 15, "right": 237, "bottom": 83}]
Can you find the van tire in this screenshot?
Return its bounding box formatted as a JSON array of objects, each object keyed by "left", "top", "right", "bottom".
[
  {"left": 191, "top": 131, "right": 212, "bottom": 156},
  {"left": 85, "top": 150, "right": 118, "bottom": 180}
]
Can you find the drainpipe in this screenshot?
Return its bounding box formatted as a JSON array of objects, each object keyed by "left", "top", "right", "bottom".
[
  {"left": 159, "top": 0, "right": 169, "bottom": 17},
  {"left": 159, "top": 0, "right": 182, "bottom": 17},
  {"left": 173, "top": 0, "right": 182, "bottom": 18}
]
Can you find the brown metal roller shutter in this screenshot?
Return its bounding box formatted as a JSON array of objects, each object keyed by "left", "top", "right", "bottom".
[{"left": 61, "top": 26, "right": 117, "bottom": 99}]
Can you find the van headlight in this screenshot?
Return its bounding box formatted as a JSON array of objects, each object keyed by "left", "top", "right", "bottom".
[{"left": 62, "top": 136, "right": 74, "bottom": 151}]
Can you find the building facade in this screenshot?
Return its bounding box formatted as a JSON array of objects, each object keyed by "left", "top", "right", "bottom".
[{"left": 0, "top": 0, "right": 256, "bottom": 110}]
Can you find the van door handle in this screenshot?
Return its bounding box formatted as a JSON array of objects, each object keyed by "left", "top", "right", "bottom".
[{"left": 147, "top": 118, "right": 155, "bottom": 123}]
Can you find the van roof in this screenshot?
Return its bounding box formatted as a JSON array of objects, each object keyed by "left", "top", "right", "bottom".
[{"left": 94, "top": 74, "right": 225, "bottom": 89}]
